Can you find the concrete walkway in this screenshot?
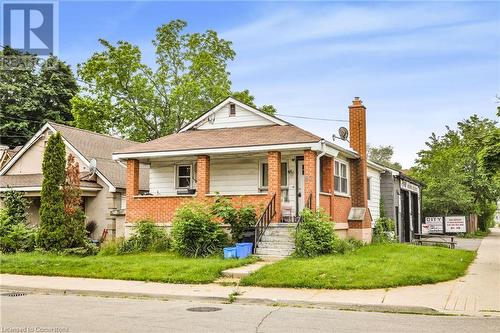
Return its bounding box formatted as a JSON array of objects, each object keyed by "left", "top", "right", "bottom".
[{"left": 2, "top": 228, "right": 499, "bottom": 317}]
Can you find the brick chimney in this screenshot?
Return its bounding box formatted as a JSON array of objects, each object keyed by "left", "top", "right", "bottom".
[{"left": 348, "top": 97, "right": 368, "bottom": 208}]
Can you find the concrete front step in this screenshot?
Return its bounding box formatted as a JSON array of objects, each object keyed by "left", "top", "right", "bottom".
[
  {"left": 255, "top": 248, "right": 294, "bottom": 256},
  {"left": 257, "top": 242, "right": 295, "bottom": 250},
  {"left": 260, "top": 235, "right": 295, "bottom": 242}
]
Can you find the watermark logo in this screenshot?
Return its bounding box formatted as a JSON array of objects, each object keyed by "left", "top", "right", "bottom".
[{"left": 2, "top": 1, "right": 58, "bottom": 55}]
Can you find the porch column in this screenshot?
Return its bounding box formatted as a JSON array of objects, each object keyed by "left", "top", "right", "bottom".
[
  {"left": 267, "top": 151, "right": 281, "bottom": 222},
  {"left": 304, "top": 150, "right": 317, "bottom": 210},
  {"left": 196, "top": 155, "right": 210, "bottom": 197},
  {"left": 126, "top": 159, "right": 140, "bottom": 198}
]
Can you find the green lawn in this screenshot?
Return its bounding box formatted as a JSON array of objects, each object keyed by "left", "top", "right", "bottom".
[
  {"left": 0, "top": 252, "right": 257, "bottom": 284},
  {"left": 241, "top": 244, "right": 475, "bottom": 289}
]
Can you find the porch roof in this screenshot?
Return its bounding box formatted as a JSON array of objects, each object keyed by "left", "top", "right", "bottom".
[
  {"left": 0, "top": 174, "right": 102, "bottom": 191},
  {"left": 113, "top": 125, "right": 322, "bottom": 157}
]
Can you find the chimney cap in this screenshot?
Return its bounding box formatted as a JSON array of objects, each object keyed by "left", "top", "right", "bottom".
[{"left": 350, "top": 97, "right": 364, "bottom": 107}]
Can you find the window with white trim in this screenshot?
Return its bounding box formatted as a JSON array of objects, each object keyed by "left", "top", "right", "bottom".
[
  {"left": 334, "top": 160, "right": 349, "bottom": 194},
  {"left": 176, "top": 165, "right": 192, "bottom": 189},
  {"left": 259, "top": 162, "right": 288, "bottom": 188}
]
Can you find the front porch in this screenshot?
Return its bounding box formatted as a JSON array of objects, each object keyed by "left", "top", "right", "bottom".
[{"left": 125, "top": 149, "right": 340, "bottom": 225}]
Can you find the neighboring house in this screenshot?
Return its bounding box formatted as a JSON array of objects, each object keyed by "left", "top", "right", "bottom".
[
  {"left": 0, "top": 122, "right": 148, "bottom": 240},
  {"left": 377, "top": 164, "right": 423, "bottom": 242},
  {"left": 113, "top": 97, "right": 383, "bottom": 243},
  {"left": 0, "top": 145, "right": 21, "bottom": 170}
]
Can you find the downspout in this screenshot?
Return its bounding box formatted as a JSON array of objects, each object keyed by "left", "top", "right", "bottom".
[{"left": 316, "top": 139, "right": 327, "bottom": 209}]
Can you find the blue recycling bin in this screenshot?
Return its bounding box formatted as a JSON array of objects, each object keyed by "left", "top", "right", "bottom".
[
  {"left": 236, "top": 242, "right": 253, "bottom": 259},
  {"left": 223, "top": 247, "right": 237, "bottom": 259}
]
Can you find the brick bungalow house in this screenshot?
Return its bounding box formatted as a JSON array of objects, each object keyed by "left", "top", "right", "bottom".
[
  {"left": 0, "top": 122, "right": 148, "bottom": 240},
  {"left": 113, "top": 97, "right": 385, "bottom": 248}
]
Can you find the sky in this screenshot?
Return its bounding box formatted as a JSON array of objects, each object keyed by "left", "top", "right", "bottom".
[{"left": 48, "top": 1, "right": 500, "bottom": 167}]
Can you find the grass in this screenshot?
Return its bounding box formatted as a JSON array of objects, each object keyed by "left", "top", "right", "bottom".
[
  {"left": 241, "top": 243, "right": 475, "bottom": 289},
  {"left": 0, "top": 252, "right": 257, "bottom": 284},
  {"left": 458, "top": 229, "right": 491, "bottom": 238}
]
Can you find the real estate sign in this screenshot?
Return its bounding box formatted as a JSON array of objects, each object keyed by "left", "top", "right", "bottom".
[
  {"left": 425, "top": 217, "right": 443, "bottom": 233},
  {"left": 445, "top": 216, "right": 466, "bottom": 233}
]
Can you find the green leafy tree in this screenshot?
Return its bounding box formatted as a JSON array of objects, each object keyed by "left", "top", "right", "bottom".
[
  {"left": 2, "top": 189, "right": 30, "bottom": 225},
  {"left": 0, "top": 46, "right": 77, "bottom": 147},
  {"left": 367, "top": 145, "right": 402, "bottom": 170},
  {"left": 412, "top": 115, "right": 499, "bottom": 230},
  {"left": 38, "top": 132, "right": 67, "bottom": 250},
  {"left": 72, "top": 20, "right": 275, "bottom": 141},
  {"left": 231, "top": 89, "right": 277, "bottom": 115}
]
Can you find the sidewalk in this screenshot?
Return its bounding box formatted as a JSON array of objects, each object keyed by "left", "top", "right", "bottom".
[{"left": 2, "top": 228, "right": 499, "bottom": 317}]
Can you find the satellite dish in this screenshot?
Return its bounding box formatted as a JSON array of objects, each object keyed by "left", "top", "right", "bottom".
[
  {"left": 339, "top": 127, "right": 349, "bottom": 141},
  {"left": 89, "top": 158, "right": 97, "bottom": 177},
  {"left": 332, "top": 127, "right": 350, "bottom": 142}
]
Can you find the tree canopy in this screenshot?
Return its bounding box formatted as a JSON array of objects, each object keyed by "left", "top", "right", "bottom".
[
  {"left": 71, "top": 20, "right": 275, "bottom": 142},
  {"left": 367, "top": 145, "right": 402, "bottom": 170},
  {"left": 0, "top": 46, "right": 78, "bottom": 147},
  {"left": 411, "top": 115, "right": 499, "bottom": 230}
]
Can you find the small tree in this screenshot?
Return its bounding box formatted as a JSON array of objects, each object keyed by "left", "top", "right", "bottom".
[
  {"left": 38, "top": 132, "right": 67, "bottom": 250},
  {"left": 62, "top": 154, "right": 87, "bottom": 248}
]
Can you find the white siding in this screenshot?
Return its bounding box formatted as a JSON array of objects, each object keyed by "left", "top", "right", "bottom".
[
  {"left": 368, "top": 167, "right": 381, "bottom": 222},
  {"left": 149, "top": 162, "right": 176, "bottom": 195},
  {"left": 197, "top": 104, "right": 274, "bottom": 130},
  {"left": 210, "top": 158, "right": 260, "bottom": 194}
]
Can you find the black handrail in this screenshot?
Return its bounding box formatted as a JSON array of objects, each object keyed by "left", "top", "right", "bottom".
[{"left": 254, "top": 194, "right": 276, "bottom": 252}]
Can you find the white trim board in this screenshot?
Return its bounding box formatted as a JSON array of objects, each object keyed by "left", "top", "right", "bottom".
[{"left": 179, "top": 97, "right": 288, "bottom": 132}]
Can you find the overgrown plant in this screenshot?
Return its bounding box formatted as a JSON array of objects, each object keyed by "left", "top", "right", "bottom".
[
  {"left": 172, "top": 202, "right": 227, "bottom": 257},
  {"left": 294, "top": 209, "right": 336, "bottom": 257},
  {"left": 0, "top": 209, "right": 36, "bottom": 253},
  {"left": 2, "top": 189, "right": 30, "bottom": 225},
  {"left": 119, "top": 220, "right": 170, "bottom": 254},
  {"left": 372, "top": 217, "right": 396, "bottom": 244},
  {"left": 212, "top": 196, "right": 256, "bottom": 242}
]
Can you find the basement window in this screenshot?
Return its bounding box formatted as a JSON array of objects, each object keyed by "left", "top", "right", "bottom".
[{"left": 334, "top": 160, "right": 349, "bottom": 195}]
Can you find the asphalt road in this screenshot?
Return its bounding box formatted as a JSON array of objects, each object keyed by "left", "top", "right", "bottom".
[{"left": 1, "top": 293, "right": 499, "bottom": 333}]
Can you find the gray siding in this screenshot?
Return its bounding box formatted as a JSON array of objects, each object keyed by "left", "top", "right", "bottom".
[{"left": 380, "top": 172, "right": 396, "bottom": 220}]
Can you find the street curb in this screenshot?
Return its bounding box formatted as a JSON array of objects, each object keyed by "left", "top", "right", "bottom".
[{"left": 1, "top": 284, "right": 442, "bottom": 316}]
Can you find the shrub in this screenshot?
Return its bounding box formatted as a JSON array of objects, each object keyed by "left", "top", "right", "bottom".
[
  {"left": 331, "top": 237, "right": 364, "bottom": 254},
  {"left": 3, "top": 189, "right": 30, "bottom": 225},
  {"left": 99, "top": 238, "right": 124, "bottom": 256},
  {"left": 212, "top": 196, "right": 256, "bottom": 242},
  {"left": 172, "top": 202, "right": 227, "bottom": 257},
  {"left": 0, "top": 209, "right": 36, "bottom": 253},
  {"left": 295, "top": 209, "right": 336, "bottom": 257},
  {"left": 372, "top": 217, "right": 396, "bottom": 244},
  {"left": 119, "top": 220, "right": 170, "bottom": 254},
  {"left": 61, "top": 241, "right": 98, "bottom": 256}
]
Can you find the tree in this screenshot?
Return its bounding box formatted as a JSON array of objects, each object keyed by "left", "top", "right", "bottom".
[
  {"left": 38, "top": 132, "right": 67, "bottom": 250},
  {"left": 62, "top": 154, "right": 87, "bottom": 248},
  {"left": 71, "top": 20, "right": 276, "bottom": 141},
  {"left": 2, "top": 189, "right": 30, "bottom": 225},
  {"left": 0, "top": 46, "right": 78, "bottom": 147},
  {"left": 231, "top": 89, "right": 277, "bottom": 115},
  {"left": 367, "top": 145, "right": 402, "bottom": 170},
  {"left": 412, "top": 115, "right": 499, "bottom": 230}
]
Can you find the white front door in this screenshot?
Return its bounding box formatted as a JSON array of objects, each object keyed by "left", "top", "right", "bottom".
[{"left": 297, "top": 160, "right": 305, "bottom": 213}]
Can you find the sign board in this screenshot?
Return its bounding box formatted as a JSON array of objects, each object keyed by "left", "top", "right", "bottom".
[
  {"left": 401, "top": 180, "right": 419, "bottom": 193},
  {"left": 445, "top": 216, "right": 466, "bottom": 233},
  {"left": 425, "top": 217, "right": 443, "bottom": 233},
  {"left": 421, "top": 224, "right": 430, "bottom": 235}
]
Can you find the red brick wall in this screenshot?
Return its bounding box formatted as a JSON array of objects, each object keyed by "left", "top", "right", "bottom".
[
  {"left": 319, "top": 193, "right": 332, "bottom": 216},
  {"left": 126, "top": 159, "right": 139, "bottom": 198},
  {"left": 267, "top": 151, "right": 282, "bottom": 222},
  {"left": 304, "top": 150, "right": 317, "bottom": 210},
  {"left": 320, "top": 156, "right": 333, "bottom": 193},
  {"left": 196, "top": 155, "right": 210, "bottom": 197},
  {"left": 332, "top": 195, "right": 351, "bottom": 223},
  {"left": 126, "top": 194, "right": 270, "bottom": 224}
]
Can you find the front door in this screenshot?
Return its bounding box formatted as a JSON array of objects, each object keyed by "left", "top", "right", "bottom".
[{"left": 297, "top": 159, "right": 305, "bottom": 213}]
